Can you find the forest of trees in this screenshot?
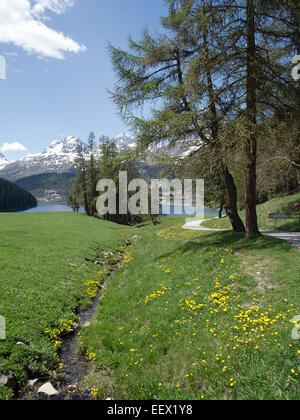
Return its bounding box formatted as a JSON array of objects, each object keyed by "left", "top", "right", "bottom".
[
  {"left": 15, "top": 172, "right": 75, "bottom": 200},
  {"left": 0, "top": 178, "right": 37, "bottom": 212},
  {"left": 68, "top": 133, "right": 152, "bottom": 224},
  {"left": 69, "top": 131, "right": 165, "bottom": 225}
]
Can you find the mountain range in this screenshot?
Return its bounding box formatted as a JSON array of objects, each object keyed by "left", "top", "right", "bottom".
[
  {"left": 0, "top": 133, "right": 199, "bottom": 203},
  {"left": 0, "top": 133, "right": 136, "bottom": 182}
]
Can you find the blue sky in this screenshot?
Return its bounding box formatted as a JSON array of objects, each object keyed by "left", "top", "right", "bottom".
[{"left": 0, "top": 0, "right": 168, "bottom": 160}]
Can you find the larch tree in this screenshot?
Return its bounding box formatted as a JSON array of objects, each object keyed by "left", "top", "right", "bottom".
[
  {"left": 109, "top": 0, "right": 246, "bottom": 233},
  {"left": 110, "top": 0, "right": 298, "bottom": 235}
]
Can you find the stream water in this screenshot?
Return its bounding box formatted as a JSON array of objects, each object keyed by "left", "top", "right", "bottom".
[{"left": 22, "top": 245, "right": 132, "bottom": 400}]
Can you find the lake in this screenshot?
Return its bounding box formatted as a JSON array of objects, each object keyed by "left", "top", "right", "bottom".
[
  {"left": 18, "top": 203, "right": 83, "bottom": 213},
  {"left": 19, "top": 202, "right": 219, "bottom": 215}
]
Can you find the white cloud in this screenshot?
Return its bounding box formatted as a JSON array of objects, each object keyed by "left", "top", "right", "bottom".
[
  {"left": 0, "top": 142, "right": 27, "bottom": 152},
  {"left": 0, "top": 0, "right": 86, "bottom": 59},
  {"left": 32, "top": 0, "right": 74, "bottom": 17}
]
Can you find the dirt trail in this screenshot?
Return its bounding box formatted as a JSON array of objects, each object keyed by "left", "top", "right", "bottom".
[{"left": 182, "top": 218, "right": 300, "bottom": 249}]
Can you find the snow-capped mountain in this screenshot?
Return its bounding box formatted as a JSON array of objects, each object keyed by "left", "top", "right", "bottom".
[
  {"left": 0, "top": 136, "right": 87, "bottom": 181},
  {"left": 113, "top": 132, "right": 136, "bottom": 152},
  {"left": 43, "top": 136, "right": 86, "bottom": 157},
  {"left": 0, "top": 153, "right": 8, "bottom": 171},
  {"left": 0, "top": 132, "right": 202, "bottom": 183},
  {"left": 0, "top": 133, "right": 137, "bottom": 182}
]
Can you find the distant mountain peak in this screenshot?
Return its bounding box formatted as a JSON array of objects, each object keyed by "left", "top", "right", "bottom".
[
  {"left": 0, "top": 152, "right": 8, "bottom": 170},
  {"left": 0, "top": 134, "right": 137, "bottom": 182},
  {"left": 115, "top": 132, "right": 133, "bottom": 139},
  {"left": 113, "top": 132, "right": 136, "bottom": 151},
  {"left": 43, "top": 136, "right": 86, "bottom": 156},
  {"left": 0, "top": 135, "right": 87, "bottom": 181}
]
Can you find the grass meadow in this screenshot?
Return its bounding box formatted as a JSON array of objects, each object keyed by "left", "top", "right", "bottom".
[
  {"left": 81, "top": 217, "right": 300, "bottom": 400},
  {"left": 0, "top": 213, "right": 130, "bottom": 399},
  {"left": 0, "top": 196, "right": 299, "bottom": 400}
]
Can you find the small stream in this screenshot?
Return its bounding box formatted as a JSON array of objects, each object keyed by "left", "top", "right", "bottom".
[
  {"left": 59, "top": 288, "right": 104, "bottom": 388},
  {"left": 22, "top": 243, "right": 133, "bottom": 400}
]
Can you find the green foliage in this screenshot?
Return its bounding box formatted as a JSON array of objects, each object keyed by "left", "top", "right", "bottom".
[
  {"left": 0, "top": 387, "right": 14, "bottom": 401},
  {"left": 69, "top": 135, "right": 151, "bottom": 225},
  {"left": 15, "top": 172, "right": 75, "bottom": 200},
  {"left": 97, "top": 138, "right": 148, "bottom": 225},
  {"left": 203, "top": 193, "right": 300, "bottom": 231},
  {"left": 0, "top": 178, "right": 37, "bottom": 212},
  {"left": 109, "top": 0, "right": 300, "bottom": 235},
  {"left": 67, "top": 193, "right": 81, "bottom": 213}
]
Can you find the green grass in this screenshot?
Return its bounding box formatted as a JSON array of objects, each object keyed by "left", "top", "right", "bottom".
[
  {"left": 0, "top": 213, "right": 130, "bottom": 399},
  {"left": 202, "top": 193, "right": 300, "bottom": 231},
  {"left": 81, "top": 217, "right": 300, "bottom": 400},
  {"left": 1, "top": 200, "right": 300, "bottom": 400}
]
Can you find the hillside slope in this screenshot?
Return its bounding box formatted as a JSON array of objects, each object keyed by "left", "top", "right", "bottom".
[
  {"left": 203, "top": 193, "right": 300, "bottom": 232},
  {"left": 15, "top": 172, "right": 75, "bottom": 202},
  {"left": 0, "top": 178, "right": 37, "bottom": 212}
]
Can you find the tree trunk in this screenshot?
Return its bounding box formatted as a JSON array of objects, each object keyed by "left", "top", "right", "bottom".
[
  {"left": 81, "top": 165, "right": 90, "bottom": 216},
  {"left": 221, "top": 167, "right": 246, "bottom": 233},
  {"left": 295, "top": 11, "right": 300, "bottom": 185},
  {"left": 203, "top": 29, "right": 245, "bottom": 234},
  {"left": 245, "top": 0, "right": 260, "bottom": 236},
  {"left": 294, "top": 17, "right": 300, "bottom": 185},
  {"left": 83, "top": 191, "right": 90, "bottom": 216},
  {"left": 219, "top": 194, "right": 225, "bottom": 219},
  {"left": 177, "top": 30, "right": 245, "bottom": 234}
]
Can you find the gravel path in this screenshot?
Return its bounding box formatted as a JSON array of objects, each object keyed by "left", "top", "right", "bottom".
[
  {"left": 182, "top": 218, "right": 300, "bottom": 249},
  {"left": 182, "top": 217, "right": 227, "bottom": 232},
  {"left": 261, "top": 230, "right": 300, "bottom": 249}
]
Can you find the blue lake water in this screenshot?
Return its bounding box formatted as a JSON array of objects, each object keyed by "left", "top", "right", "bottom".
[
  {"left": 19, "top": 203, "right": 219, "bottom": 215},
  {"left": 18, "top": 203, "right": 84, "bottom": 213},
  {"left": 163, "top": 205, "right": 219, "bottom": 216}
]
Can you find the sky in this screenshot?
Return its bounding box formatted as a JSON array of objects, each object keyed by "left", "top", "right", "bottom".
[{"left": 0, "top": 0, "right": 168, "bottom": 161}]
